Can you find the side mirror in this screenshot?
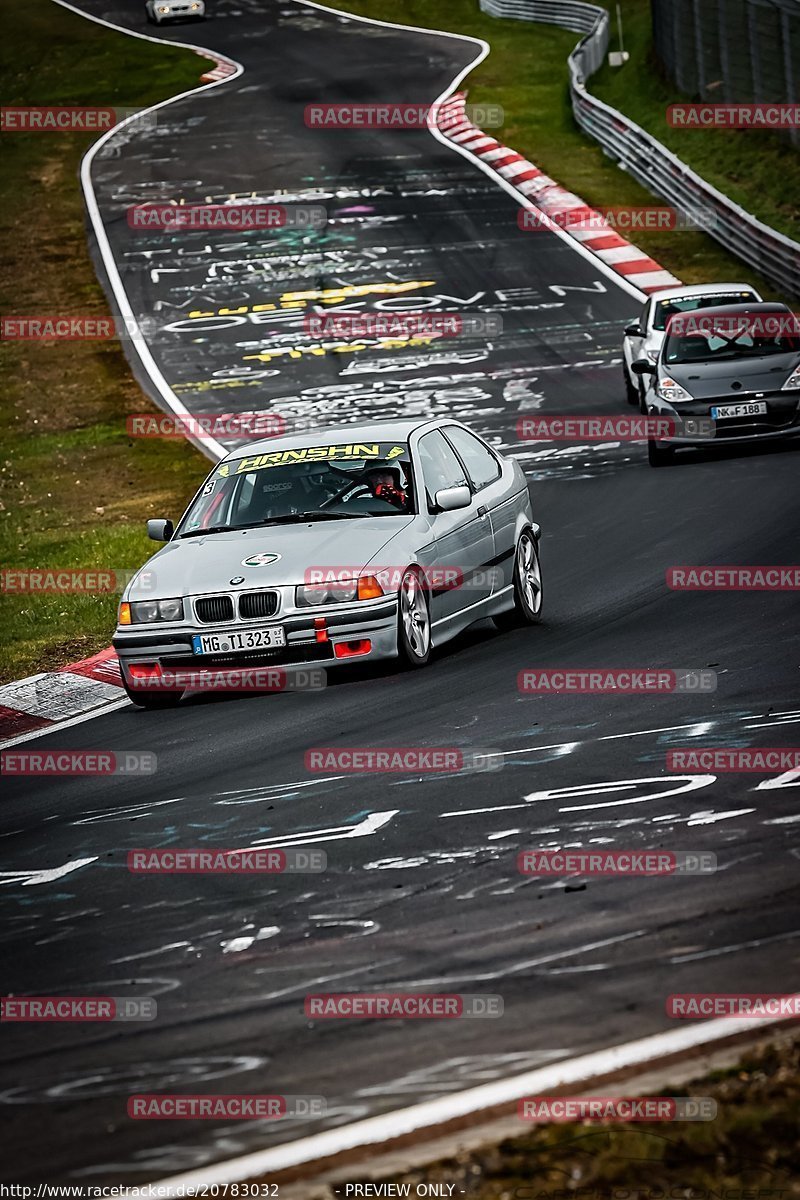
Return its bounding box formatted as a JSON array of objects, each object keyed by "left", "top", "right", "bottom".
[
  {"left": 147, "top": 518, "right": 174, "bottom": 542},
  {"left": 631, "top": 359, "right": 657, "bottom": 376},
  {"left": 434, "top": 485, "right": 472, "bottom": 513},
  {"left": 625, "top": 321, "right": 643, "bottom": 337}
]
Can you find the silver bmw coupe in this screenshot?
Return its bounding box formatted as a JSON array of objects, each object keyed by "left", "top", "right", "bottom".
[{"left": 114, "top": 418, "right": 543, "bottom": 707}]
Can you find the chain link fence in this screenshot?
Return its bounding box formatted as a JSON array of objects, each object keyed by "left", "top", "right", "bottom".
[
  {"left": 478, "top": 0, "right": 800, "bottom": 296},
  {"left": 651, "top": 0, "right": 799, "bottom": 148}
]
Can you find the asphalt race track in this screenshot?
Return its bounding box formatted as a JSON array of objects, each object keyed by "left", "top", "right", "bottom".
[{"left": 2, "top": 0, "right": 799, "bottom": 1183}]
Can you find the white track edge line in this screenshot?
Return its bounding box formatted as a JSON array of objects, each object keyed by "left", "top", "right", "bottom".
[
  {"left": 0, "top": 2, "right": 246, "bottom": 746},
  {"left": 17, "top": 13, "right": 777, "bottom": 1191},
  {"left": 293, "top": 0, "right": 647, "bottom": 301},
  {"left": 150, "top": 1008, "right": 796, "bottom": 1188},
  {"left": 22, "top": 0, "right": 640, "bottom": 743},
  {"left": 52, "top": 0, "right": 245, "bottom": 462}
]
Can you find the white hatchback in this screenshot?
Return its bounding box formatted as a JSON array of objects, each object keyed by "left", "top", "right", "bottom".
[{"left": 622, "top": 283, "right": 761, "bottom": 408}]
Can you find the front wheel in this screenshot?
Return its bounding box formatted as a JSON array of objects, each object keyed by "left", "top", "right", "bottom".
[
  {"left": 647, "top": 438, "right": 675, "bottom": 468},
  {"left": 623, "top": 362, "right": 640, "bottom": 406},
  {"left": 493, "top": 529, "right": 543, "bottom": 630},
  {"left": 397, "top": 568, "right": 431, "bottom": 668}
]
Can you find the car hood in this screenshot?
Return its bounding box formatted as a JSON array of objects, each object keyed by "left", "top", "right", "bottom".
[
  {"left": 662, "top": 353, "right": 798, "bottom": 400},
  {"left": 127, "top": 517, "right": 417, "bottom": 599}
]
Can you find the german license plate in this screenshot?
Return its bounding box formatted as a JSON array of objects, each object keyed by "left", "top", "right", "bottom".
[
  {"left": 192, "top": 627, "right": 286, "bottom": 655},
  {"left": 711, "top": 401, "right": 767, "bottom": 419}
]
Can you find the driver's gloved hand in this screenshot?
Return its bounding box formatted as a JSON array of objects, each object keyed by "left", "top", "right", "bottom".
[{"left": 374, "top": 484, "right": 406, "bottom": 510}]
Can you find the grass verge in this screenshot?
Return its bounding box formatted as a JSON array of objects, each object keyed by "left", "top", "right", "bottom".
[
  {"left": 593, "top": 0, "right": 799, "bottom": 245},
  {"left": 347, "top": 1032, "right": 800, "bottom": 1196},
  {"left": 334, "top": 0, "right": 796, "bottom": 300},
  {"left": 0, "top": 0, "right": 210, "bottom": 684}
]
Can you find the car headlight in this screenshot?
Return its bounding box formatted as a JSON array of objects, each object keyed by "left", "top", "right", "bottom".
[
  {"left": 295, "top": 576, "right": 384, "bottom": 607},
  {"left": 656, "top": 377, "right": 693, "bottom": 403},
  {"left": 119, "top": 598, "right": 184, "bottom": 624},
  {"left": 296, "top": 581, "right": 356, "bottom": 607},
  {"left": 782, "top": 363, "right": 800, "bottom": 391}
]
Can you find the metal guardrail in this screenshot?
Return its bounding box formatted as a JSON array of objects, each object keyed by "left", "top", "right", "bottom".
[{"left": 478, "top": 0, "right": 800, "bottom": 297}]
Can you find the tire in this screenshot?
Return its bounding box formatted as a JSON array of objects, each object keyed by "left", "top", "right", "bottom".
[
  {"left": 123, "top": 683, "right": 181, "bottom": 709},
  {"left": 493, "top": 529, "right": 543, "bottom": 630},
  {"left": 647, "top": 438, "right": 675, "bottom": 468},
  {"left": 623, "top": 362, "right": 640, "bottom": 407},
  {"left": 397, "top": 568, "right": 431, "bottom": 668}
]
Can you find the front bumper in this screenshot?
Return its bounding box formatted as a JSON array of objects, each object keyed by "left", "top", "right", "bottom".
[
  {"left": 155, "top": 3, "right": 205, "bottom": 18},
  {"left": 648, "top": 391, "right": 800, "bottom": 447},
  {"left": 113, "top": 597, "right": 399, "bottom": 689}
]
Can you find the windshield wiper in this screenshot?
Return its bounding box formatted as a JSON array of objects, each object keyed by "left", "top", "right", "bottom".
[
  {"left": 178, "top": 524, "right": 248, "bottom": 539},
  {"left": 253, "top": 511, "right": 370, "bottom": 525},
  {"left": 179, "top": 512, "right": 375, "bottom": 538}
]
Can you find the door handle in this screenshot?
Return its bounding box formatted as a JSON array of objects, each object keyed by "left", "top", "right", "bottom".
[{"left": 477, "top": 505, "right": 488, "bottom": 518}]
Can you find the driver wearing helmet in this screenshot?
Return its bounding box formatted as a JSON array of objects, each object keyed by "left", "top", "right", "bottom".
[{"left": 364, "top": 466, "right": 408, "bottom": 512}]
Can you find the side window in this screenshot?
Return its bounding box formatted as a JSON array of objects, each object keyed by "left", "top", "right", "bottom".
[
  {"left": 443, "top": 427, "right": 501, "bottom": 490},
  {"left": 641, "top": 300, "right": 651, "bottom": 332},
  {"left": 186, "top": 472, "right": 236, "bottom": 530},
  {"left": 416, "top": 431, "right": 469, "bottom": 509}
]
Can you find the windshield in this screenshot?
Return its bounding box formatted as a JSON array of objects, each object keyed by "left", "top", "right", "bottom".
[
  {"left": 653, "top": 292, "right": 757, "bottom": 332},
  {"left": 178, "top": 440, "right": 415, "bottom": 535},
  {"left": 663, "top": 322, "right": 800, "bottom": 365}
]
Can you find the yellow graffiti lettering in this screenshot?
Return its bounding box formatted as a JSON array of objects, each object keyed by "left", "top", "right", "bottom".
[{"left": 186, "top": 281, "right": 436, "bottom": 321}]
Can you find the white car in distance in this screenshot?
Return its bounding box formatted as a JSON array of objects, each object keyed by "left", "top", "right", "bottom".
[
  {"left": 622, "top": 283, "right": 762, "bottom": 408},
  {"left": 145, "top": 0, "right": 205, "bottom": 23}
]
